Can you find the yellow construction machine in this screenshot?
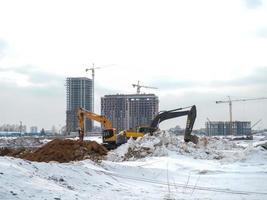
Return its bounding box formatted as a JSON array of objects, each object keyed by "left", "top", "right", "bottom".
[{"left": 77, "top": 107, "right": 117, "bottom": 149}]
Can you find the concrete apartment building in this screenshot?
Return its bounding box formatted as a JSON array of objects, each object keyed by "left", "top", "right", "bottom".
[
  {"left": 205, "top": 121, "right": 251, "bottom": 136},
  {"left": 66, "top": 77, "right": 93, "bottom": 134},
  {"left": 101, "top": 94, "right": 159, "bottom": 132}
]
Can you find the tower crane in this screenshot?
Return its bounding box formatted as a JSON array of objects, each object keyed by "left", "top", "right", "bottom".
[
  {"left": 85, "top": 63, "right": 115, "bottom": 113},
  {"left": 215, "top": 96, "right": 267, "bottom": 135},
  {"left": 132, "top": 81, "right": 158, "bottom": 94},
  {"left": 251, "top": 119, "right": 262, "bottom": 129},
  {"left": 85, "top": 63, "right": 115, "bottom": 129},
  {"left": 85, "top": 63, "right": 100, "bottom": 114}
]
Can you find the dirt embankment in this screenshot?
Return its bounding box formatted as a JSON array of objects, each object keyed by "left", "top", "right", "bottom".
[{"left": 0, "top": 139, "right": 108, "bottom": 163}]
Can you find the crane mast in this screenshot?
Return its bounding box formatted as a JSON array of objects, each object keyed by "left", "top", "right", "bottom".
[
  {"left": 85, "top": 63, "right": 116, "bottom": 115},
  {"left": 85, "top": 63, "right": 102, "bottom": 114}
]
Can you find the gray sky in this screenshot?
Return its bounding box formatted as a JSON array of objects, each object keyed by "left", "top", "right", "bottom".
[{"left": 0, "top": 0, "right": 267, "bottom": 131}]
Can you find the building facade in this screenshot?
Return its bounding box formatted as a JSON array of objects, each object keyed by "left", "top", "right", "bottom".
[
  {"left": 205, "top": 121, "right": 251, "bottom": 136},
  {"left": 101, "top": 94, "right": 159, "bottom": 132},
  {"left": 66, "top": 77, "right": 93, "bottom": 134},
  {"left": 30, "top": 126, "right": 38, "bottom": 134}
]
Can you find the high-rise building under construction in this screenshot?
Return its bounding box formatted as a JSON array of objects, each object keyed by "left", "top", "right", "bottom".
[
  {"left": 66, "top": 77, "right": 93, "bottom": 134},
  {"left": 205, "top": 121, "right": 251, "bottom": 136},
  {"left": 101, "top": 94, "right": 159, "bottom": 132}
]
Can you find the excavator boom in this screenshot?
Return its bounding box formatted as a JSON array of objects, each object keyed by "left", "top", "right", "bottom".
[
  {"left": 122, "top": 105, "right": 198, "bottom": 145},
  {"left": 77, "top": 107, "right": 115, "bottom": 142},
  {"left": 150, "top": 111, "right": 190, "bottom": 128},
  {"left": 149, "top": 105, "right": 198, "bottom": 144},
  {"left": 78, "top": 107, "right": 113, "bottom": 129}
]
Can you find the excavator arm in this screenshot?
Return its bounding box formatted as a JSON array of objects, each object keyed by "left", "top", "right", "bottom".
[
  {"left": 77, "top": 107, "right": 113, "bottom": 141},
  {"left": 149, "top": 105, "right": 198, "bottom": 144}
]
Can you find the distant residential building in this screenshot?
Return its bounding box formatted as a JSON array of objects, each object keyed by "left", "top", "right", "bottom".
[
  {"left": 0, "top": 124, "right": 27, "bottom": 133},
  {"left": 66, "top": 77, "right": 93, "bottom": 134},
  {"left": 101, "top": 94, "right": 159, "bottom": 132},
  {"left": 205, "top": 121, "right": 251, "bottom": 136},
  {"left": 30, "top": 126, "right": 38, "bottom": 134}
]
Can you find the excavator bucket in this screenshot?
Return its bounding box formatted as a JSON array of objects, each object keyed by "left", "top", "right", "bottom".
[{"left": 184, "top": 105, "right": 198, "bottom": 144}]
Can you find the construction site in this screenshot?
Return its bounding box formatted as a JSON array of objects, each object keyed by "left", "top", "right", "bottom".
[
  {"left": 1, "top": 66, "right": 267, "bottom": 200},
  {"left": 2, "top": 0, "right": 267, "bottom": 198}
]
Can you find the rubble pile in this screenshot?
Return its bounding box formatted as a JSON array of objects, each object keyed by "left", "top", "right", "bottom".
[{"left": 107, "top": 131, "right": 246, "bottom": 162}]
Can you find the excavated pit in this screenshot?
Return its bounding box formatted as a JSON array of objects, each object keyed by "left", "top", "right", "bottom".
[{"left": 0, "top": 139, "right": 108, "bottom": 163}]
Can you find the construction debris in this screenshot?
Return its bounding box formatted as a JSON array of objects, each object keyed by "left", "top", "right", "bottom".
[{"left": 107, "top": 131, "right": 249, "bottom": 162}]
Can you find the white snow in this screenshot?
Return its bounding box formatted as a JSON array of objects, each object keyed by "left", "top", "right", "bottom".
[
  {"left": 0, "top": 137, "right": 45, "bottom": 148},
  {"left": 1, "top": 131, "right": 267, "bottom": 200}
]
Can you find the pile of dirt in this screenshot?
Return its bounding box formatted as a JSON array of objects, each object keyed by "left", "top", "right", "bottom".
[
  {"left": 0, "top": 147, "right": 33, "bottom": 158},
  {"left": 22, "top": 139, "right": 108, "bottom": 163},
  {"left": 1, "top": 139, "right": 108, "bottom": 163}
]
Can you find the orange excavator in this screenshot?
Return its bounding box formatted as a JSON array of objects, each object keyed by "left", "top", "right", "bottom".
[{"left": 77, "top": 107, "right": 117, "bottom": 148}]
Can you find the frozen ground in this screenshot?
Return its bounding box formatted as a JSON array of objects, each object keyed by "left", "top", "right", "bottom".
[{"left": 0, "top": 132, "right": 267, "bottom": 200}]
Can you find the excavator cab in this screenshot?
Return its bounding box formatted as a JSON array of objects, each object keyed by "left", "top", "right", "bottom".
[
  {"left": 102, "top": 128, "right": 116, "bottom": 142},
  {"left": 102, "top": 128, "right": 117, "bottom": 149}
]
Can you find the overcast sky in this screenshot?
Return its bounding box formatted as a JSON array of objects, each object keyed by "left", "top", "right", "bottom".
[{"left": 0, "top": 0, "right": 267, "bottom": 131}]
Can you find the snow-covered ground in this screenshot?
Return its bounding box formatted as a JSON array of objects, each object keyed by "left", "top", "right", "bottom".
[{"left": 1, "top": 132, "right": 267, "bottom": 200}]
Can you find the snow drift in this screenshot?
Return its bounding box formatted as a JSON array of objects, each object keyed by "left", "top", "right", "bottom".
[{"left": 107, "top": 131, "right": 266, "bottom": 162}]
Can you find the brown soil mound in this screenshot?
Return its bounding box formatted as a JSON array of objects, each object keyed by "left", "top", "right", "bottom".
[
  {"left": 22, "top": 139, "right": 108, "bottom": 163},
  {"left": 0, "top": 147, "right": 33, "bottom": 157},
  {"left": 11, "top": 139, "right": 108, "bottom": 163}
]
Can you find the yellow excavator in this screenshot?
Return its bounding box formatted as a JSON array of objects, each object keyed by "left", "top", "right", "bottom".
[
  {"left": 77, "top": 107, "right": 117, "bottom": 148},
  {"left": 117, "top": 105, "right": 199, "bottom": 145}
]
